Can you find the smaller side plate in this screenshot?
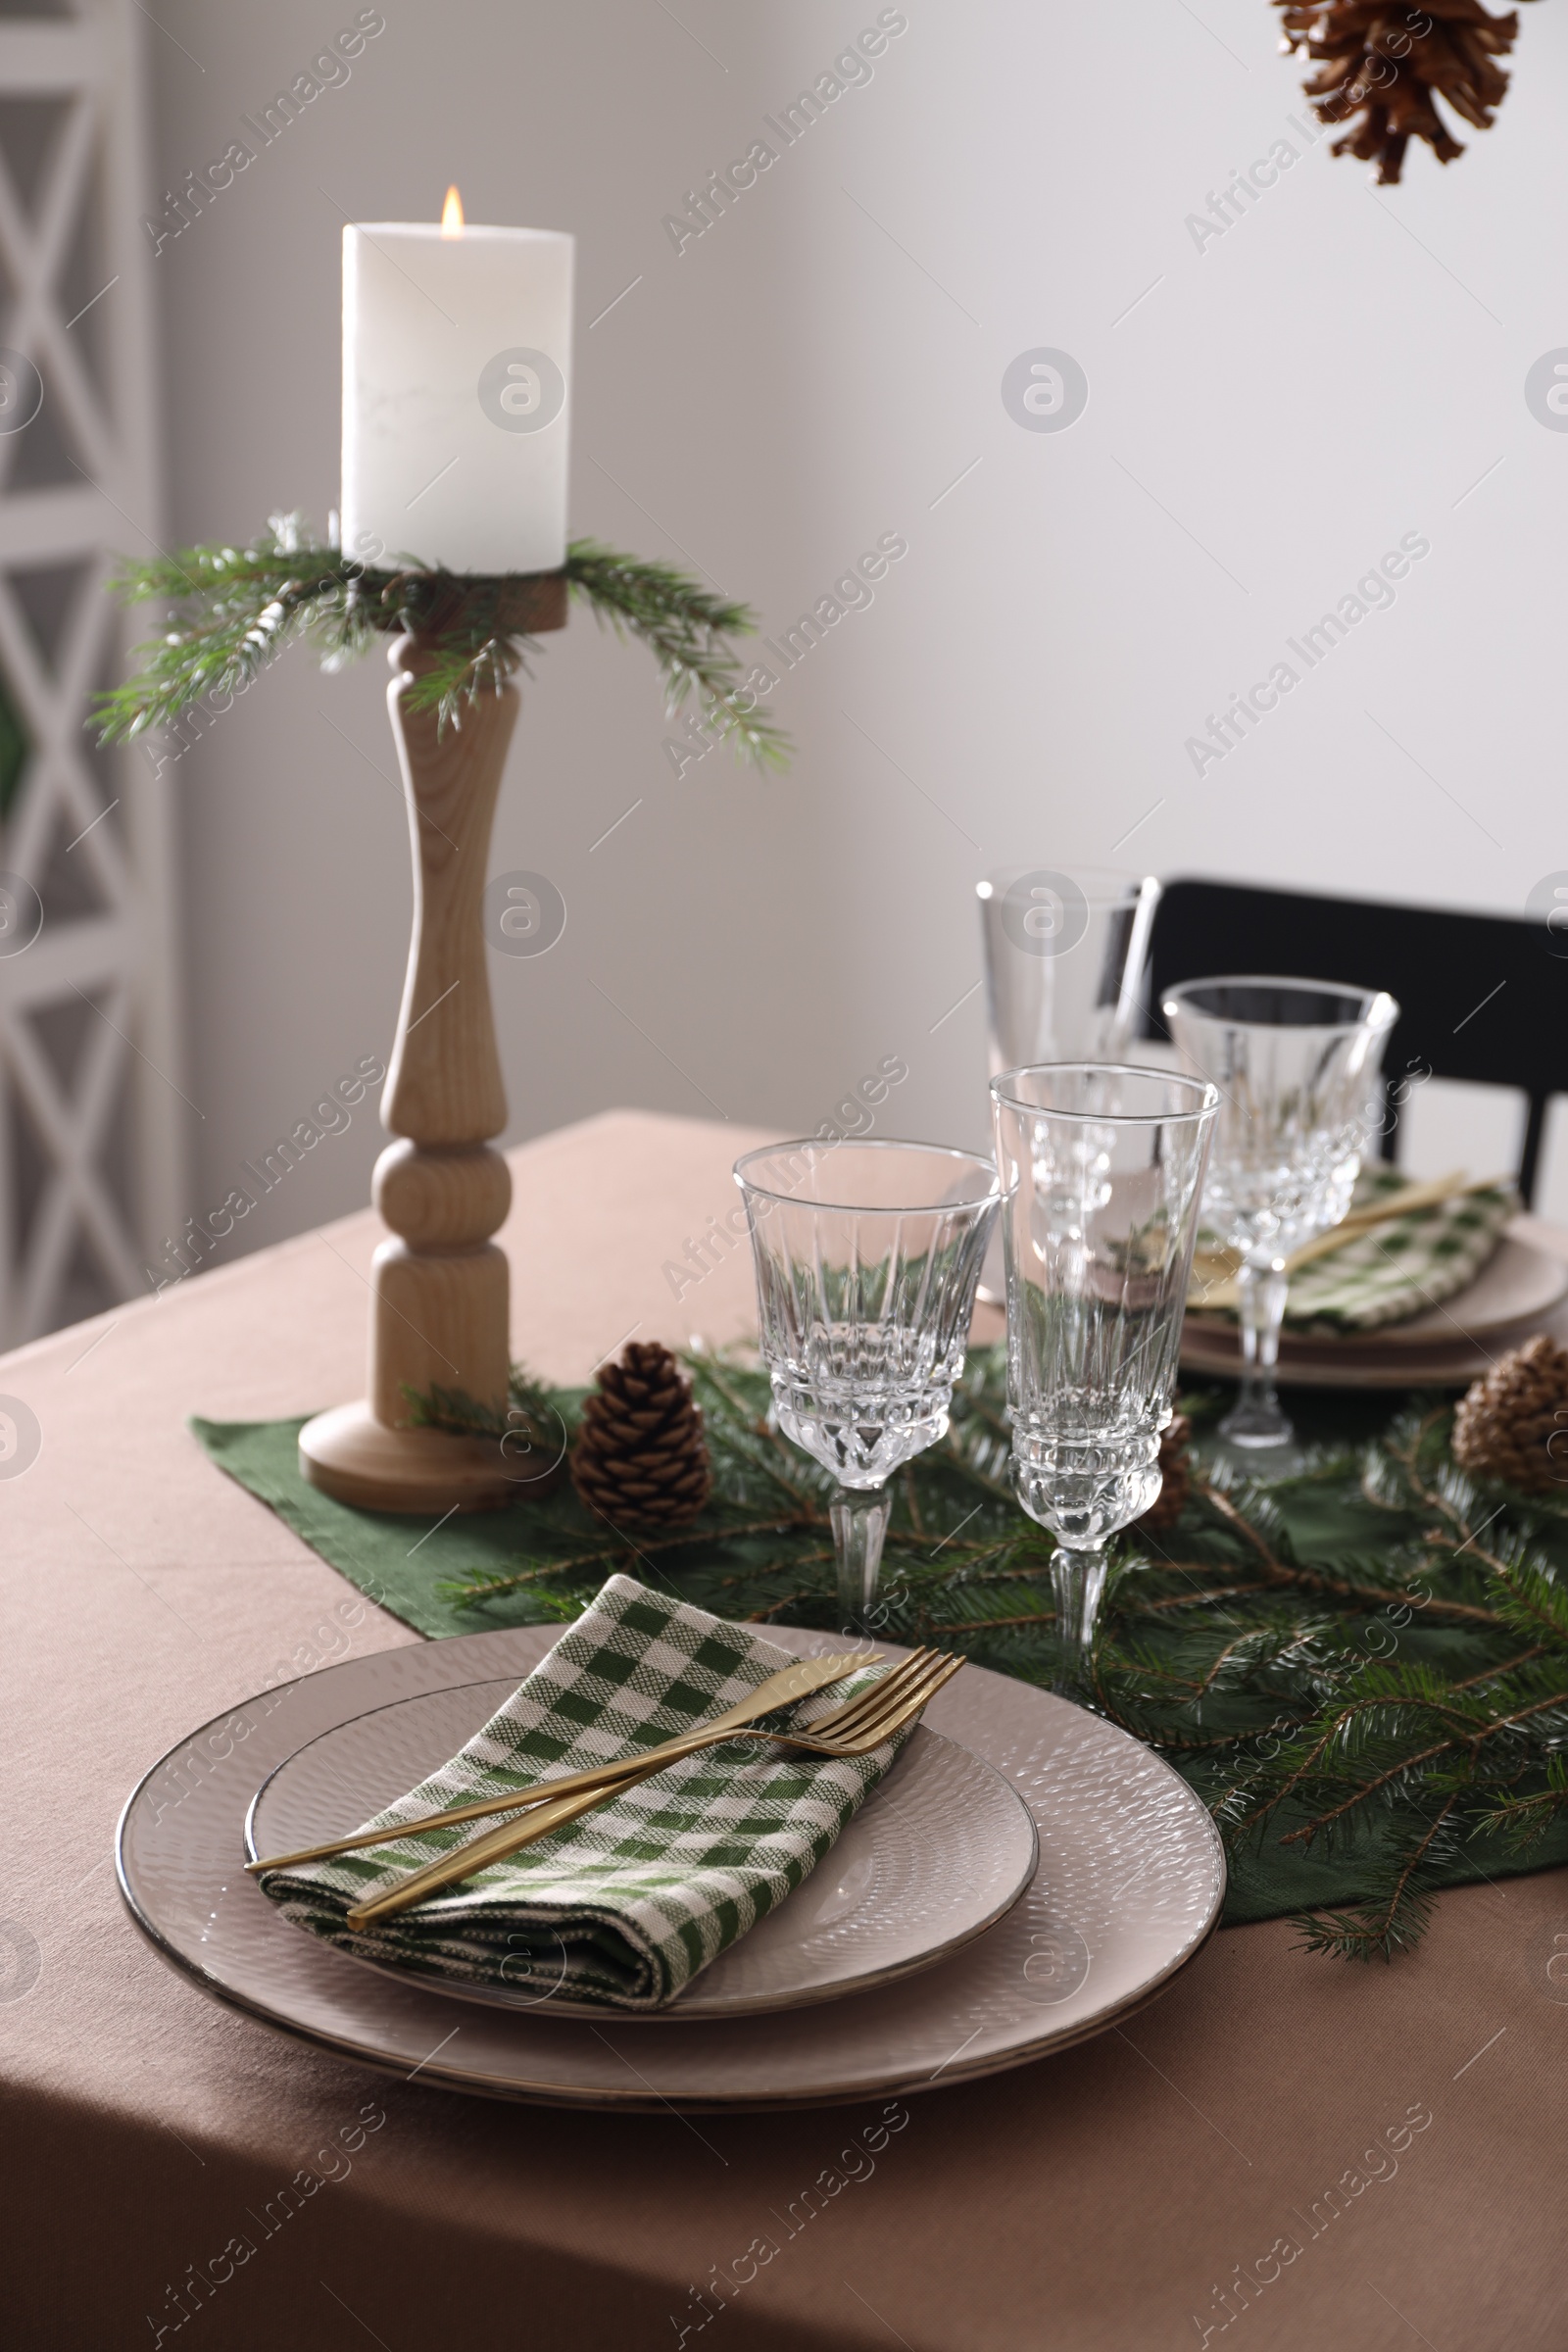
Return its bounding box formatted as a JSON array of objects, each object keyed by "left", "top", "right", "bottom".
[{"left": 246, "top": 1681, "right": 1039, "bottom": 2022}]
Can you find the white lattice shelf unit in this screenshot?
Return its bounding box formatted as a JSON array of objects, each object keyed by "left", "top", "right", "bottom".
[{"left": 0, "top": 0, "right": 181, "bottom": 1343}]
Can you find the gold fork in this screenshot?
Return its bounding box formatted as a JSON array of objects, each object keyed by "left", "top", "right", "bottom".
[
  {"left": 343, "top": 1649, "right": 965, "bottom": 1933},
  {"left": 247, "top": 1648, "right": 924, "bottom": 1877}
]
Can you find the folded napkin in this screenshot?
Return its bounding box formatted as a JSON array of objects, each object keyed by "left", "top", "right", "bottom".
[
  {"left": 1198, "top": 1170, "right": 1516, "bottom": 1336},
  {"left": 258, "top": 1575, "right": 907, "bottom": 2011}
]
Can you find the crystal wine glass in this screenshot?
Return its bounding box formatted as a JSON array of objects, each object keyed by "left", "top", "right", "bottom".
[
  {"left": 977, "top": 865, "right": 1163, "bottom": 1076},
  {"left": 990, "top": 1063, "right": 1218, "bottom": 1694},
  {"left": 733, "top": 1140, "right": 1000, "bottom": 1631},
  {"left": 1162, "top": 977, "right": 1398, "bottom": 1451},
  {"left": 975, "top": 866, "right": 1162, "bottom": 1303}
]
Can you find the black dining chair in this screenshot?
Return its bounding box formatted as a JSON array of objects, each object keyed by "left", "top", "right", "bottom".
[{"left": 1144, "top": 877, "right": 1568, "bottom": 1206}]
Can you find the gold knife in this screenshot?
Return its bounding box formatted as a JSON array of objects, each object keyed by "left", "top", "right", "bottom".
[
  {"left": 247, "top": 1648, "right": 876, "bottom": 1877},
  {"left": 343, "top": 1754, "right": 679, "bottom": 1931},
  {"left": 344, "top": 1652, "right": 949, "bottom": 1934}
]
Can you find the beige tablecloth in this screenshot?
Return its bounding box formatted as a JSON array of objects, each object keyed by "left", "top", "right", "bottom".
[{"left": 3, "top": 1110, "right": 1565, "bottom": 2351}]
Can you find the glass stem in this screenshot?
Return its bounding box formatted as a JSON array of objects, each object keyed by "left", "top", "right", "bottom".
[
  {"left": 1051, "top": 1544, "right": 1108, "bottom": 1699},
  {"left": 1222, "top": 1260, "right": 1293, "bottom": 1447},
  {"left": 830, "top": 1485, "right": 891, "bottom": 1633}
]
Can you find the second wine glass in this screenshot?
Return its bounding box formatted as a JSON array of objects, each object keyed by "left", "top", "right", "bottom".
[{"left": 1162, "top": 977, "right": 1397, "bottom": 1450}]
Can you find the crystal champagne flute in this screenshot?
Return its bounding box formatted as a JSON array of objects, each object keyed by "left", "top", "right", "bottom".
[
  {"left": 990, "top": 1063, "right": 1218, "bottom": 1694},
  {"left": 976, "top": 867, "right": 1163, "bottom": 1303},
  {"left": 977, "top": 866, "right": 1163, "bottom": 1077}
]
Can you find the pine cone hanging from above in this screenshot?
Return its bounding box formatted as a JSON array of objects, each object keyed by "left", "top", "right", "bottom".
[
  {"left": 1135, "top": 1415, "right": 1193, "bottom": 1535},
  {"left": 570, "top": 1341, "right": 713, "bottom": 1529},
  {"left": 1274, "top": 0, "right": 1536, "bottom": 185},
  {"left": 1451, "top": 1335, "right": 1568, "bottom": 1495}
]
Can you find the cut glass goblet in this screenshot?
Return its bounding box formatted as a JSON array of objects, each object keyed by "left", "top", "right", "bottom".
[
  {"left": 734, "top": 1140, "right": 999, "bottom": 1631},
  {"left": 1163, "top": 977, "right": 1397, "bottom": 1451}
]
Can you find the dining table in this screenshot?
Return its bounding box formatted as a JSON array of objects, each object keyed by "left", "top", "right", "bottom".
[{"left": 4, "top": 1105, "right": 1566, "bottom": 2352}]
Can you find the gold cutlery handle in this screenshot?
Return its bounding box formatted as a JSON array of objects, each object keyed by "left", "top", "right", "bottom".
[
  {"left": 342, "top": 1717, "right": 820, "bottom": 1929},
  {"left": 248, "top": 1649, "right": 878, "bottom": 1875},
  {"left": 248, "top": 1722, "right": 760, "bottom": 1876},
  {"left": 345, "top": 1754, "right": 673, "bottom": 1929},
  {"left": 344, "top": 1656, "right": 962, "bottom": 1934}
]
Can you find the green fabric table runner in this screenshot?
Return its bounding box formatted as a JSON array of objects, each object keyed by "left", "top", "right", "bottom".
[
  {"left": 194, "top": 1415, "right": 560, "bottom": 1642},
  {"left": 192, "top": 1408, "right": 1568, "bottom": 1934}
]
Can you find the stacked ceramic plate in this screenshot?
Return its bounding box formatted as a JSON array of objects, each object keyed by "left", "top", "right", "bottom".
[
  {"left": 1181, "top": 1230, "right": 1568, "bottom": 1390},
  {"left": 117, "top": 1625, "right": 1225, "bottom": 2111}
]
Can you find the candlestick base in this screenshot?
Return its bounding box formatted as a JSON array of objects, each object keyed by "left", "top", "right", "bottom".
[{"left": 299, "top": 1399, "right": 564, "bottom": 1516}]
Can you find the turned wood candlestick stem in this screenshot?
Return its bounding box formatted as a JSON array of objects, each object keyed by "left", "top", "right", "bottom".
[{"left": 300, "top": 576, "right": 567, "bottom": 1513}]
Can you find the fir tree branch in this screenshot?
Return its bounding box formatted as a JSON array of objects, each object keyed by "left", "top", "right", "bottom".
[
  {"left": 565, "top": 540, "right": 788, "bottom": 769},
  {"left": 1280, "top": 1736, "right": 1461, "bottom": 1844},
  {"left": 1199, "top": 1478, "right": 1501, "bottom": 1625},
  {"left": 438, "top": 1514, "right": 822, "bottom": 1607},
  {"left": 927, "top": 1610, "right": 1056, "bottom": 1635},
  {"left": 1289, "top": 1796, "right": 1460, "bottom": 1964},
  {"left": 92, "top": 516, "right": 789, "bottom": 765},
  {"left": 400, "top": 1348, "right": 1568, "bottom": 1962}
]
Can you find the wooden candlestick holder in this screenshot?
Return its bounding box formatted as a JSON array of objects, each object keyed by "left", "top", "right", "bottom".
[{"left": 299, "top": 572, "right": 568, "bottom": 1514}]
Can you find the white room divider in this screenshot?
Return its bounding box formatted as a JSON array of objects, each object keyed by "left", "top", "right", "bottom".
[{"left": 0, "top": 0, "right": 182, "bottom": 1344}]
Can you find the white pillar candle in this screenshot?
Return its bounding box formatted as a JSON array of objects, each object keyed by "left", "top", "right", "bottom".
[{"left": 341, "top": 200, "right": 573, "bottom": 576}]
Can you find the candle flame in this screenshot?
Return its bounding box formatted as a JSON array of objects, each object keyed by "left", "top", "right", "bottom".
[{"left": 441, "top": 184, "right": 464, "bottom": 237}]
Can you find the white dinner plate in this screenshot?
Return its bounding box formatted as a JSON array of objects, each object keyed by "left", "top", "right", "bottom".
[
  {"left": 243, "top": 1682, "right": 1039, "bottom": 2020},
  {"left": 117, "top": 1626, "right": 1226, "bottom": 2111}
]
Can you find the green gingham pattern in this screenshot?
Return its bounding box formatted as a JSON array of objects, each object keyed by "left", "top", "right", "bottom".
[
  {"left": 1206, "top": 1171, "right": 1516, "bottom": 1336},
  {"left": 258, "top": 1576, "right": 907, "bottom": 2010}
]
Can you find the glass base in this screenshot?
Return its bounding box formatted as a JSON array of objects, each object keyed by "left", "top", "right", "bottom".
[{"left": 1218, "top": 1393, "right": 1295, "bottom": 1448}]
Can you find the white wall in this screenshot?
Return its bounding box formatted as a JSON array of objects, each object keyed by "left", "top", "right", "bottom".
[{"left": 141, "top": 0, "right": 1568, "bottom": 1270}]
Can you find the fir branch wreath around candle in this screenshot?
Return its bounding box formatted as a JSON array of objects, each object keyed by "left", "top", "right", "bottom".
[{"left": 94, "top": 514, "right": 790, "bottom": 766}]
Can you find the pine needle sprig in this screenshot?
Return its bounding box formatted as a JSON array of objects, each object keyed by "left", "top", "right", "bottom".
[
  {"left": 93, "top": 518, "right": 369, "bottom": 742},
  {"left": 1287, "top": 1802, "right": 1458, "bottom": 1962},
  {"left": 404, "top": 1363, "right": 566, "bottom": 1454},
  {"left": 92, "top": 515, "right": 789, "bottom": 764},
  {"left": 1483, "top": 1754, "right": 1568, "bottom": 1851},
  {"left": 404, "top": 1345, "right": 1568, "bottom": 1962},
  {"left": 565, "top": 540, "right": 789, "bottom": 770}
]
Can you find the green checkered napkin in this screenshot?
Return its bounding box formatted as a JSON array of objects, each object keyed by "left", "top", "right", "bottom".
[
  {"left": 258, "top": 1575, "right": 907, "bottom": 2011},
  {"left": 1206, "top": 1170, "right": 1516, "bottom": 1336}
]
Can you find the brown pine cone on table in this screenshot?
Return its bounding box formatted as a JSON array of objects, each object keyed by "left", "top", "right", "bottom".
[
  {"left": 1135, "top": 1415, "right": 1193, "bottom": 1536},
  {"left": 570, "top": 1341, "right": 712, "bottom": 1529},
  {"left": 1451, "top": 1335, "right": 1568, "bottom": 1496}
]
